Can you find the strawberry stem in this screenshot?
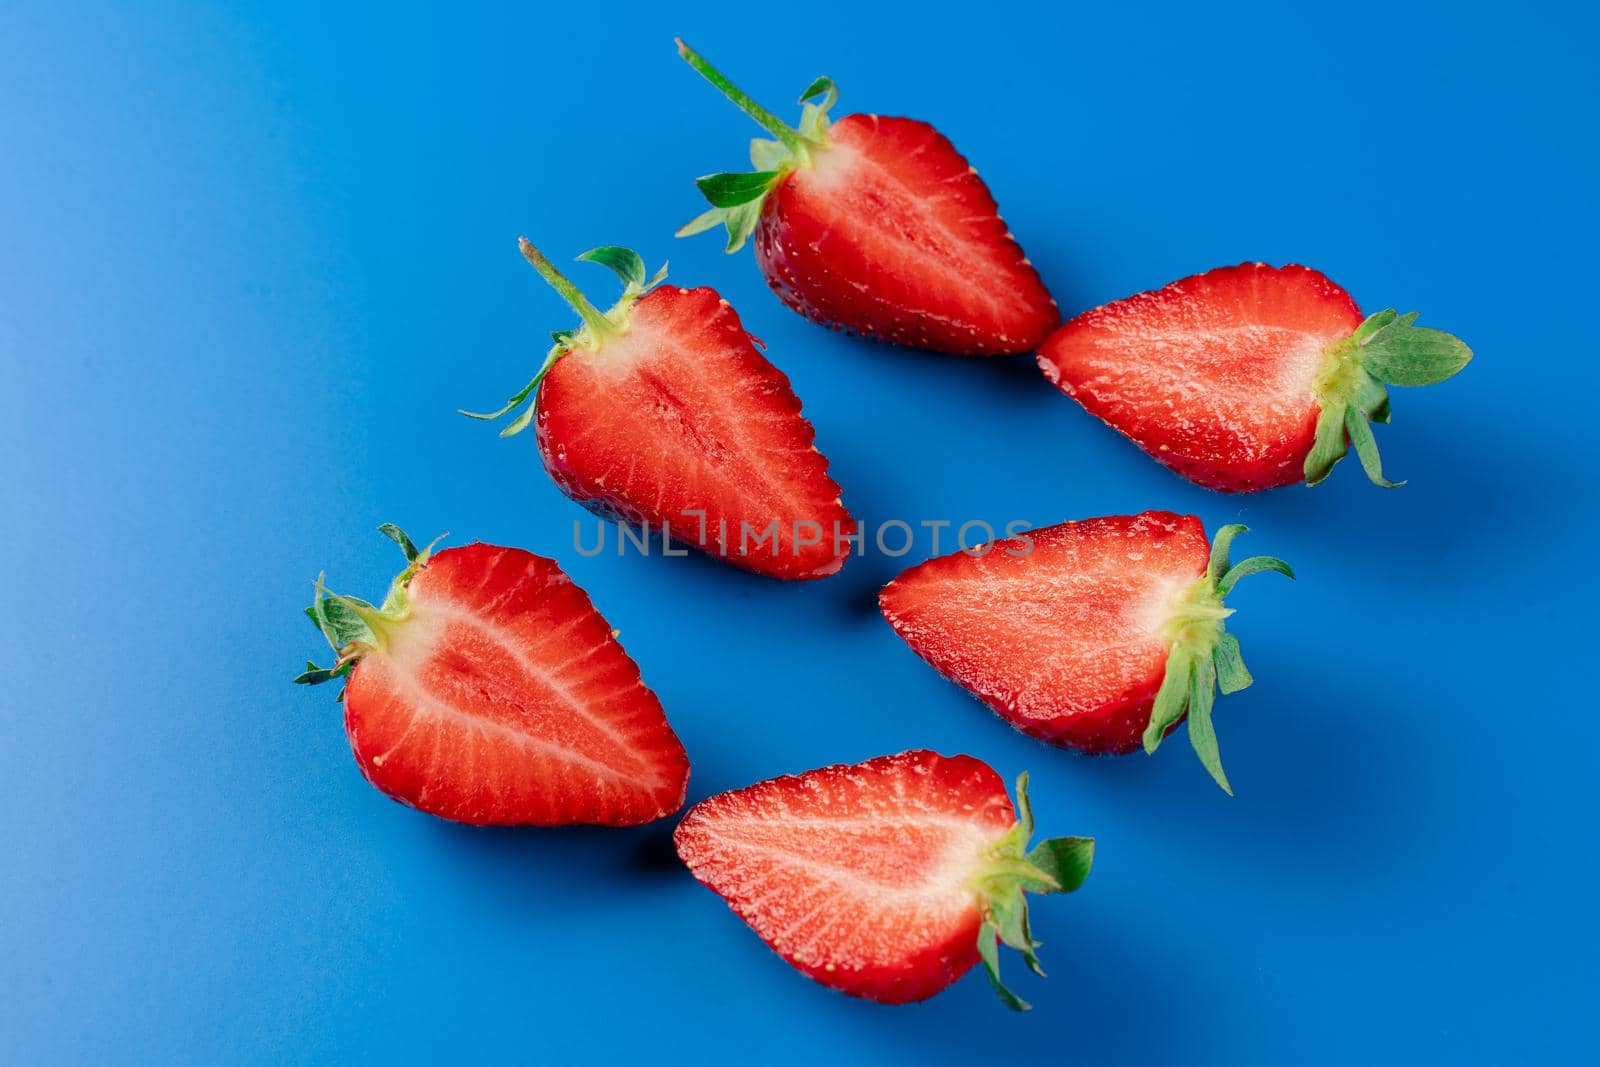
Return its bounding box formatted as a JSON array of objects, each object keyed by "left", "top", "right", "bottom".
[
  {"left": 518, "top": 237, "right": 614, "bottom": 342},
  {"left": 676, "top": 39, "right": 805, "bottom": 156}
]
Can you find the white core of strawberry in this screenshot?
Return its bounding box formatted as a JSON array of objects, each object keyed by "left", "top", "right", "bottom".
[{"left": 801, "top": 137, "right": 857, "bottom": 191}]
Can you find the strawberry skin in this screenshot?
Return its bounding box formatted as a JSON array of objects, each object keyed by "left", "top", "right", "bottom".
[
  {"left": 536, "top": 285, "right": 851, "bottom": 580},
  {"left": 882, "top": 513, "right": 1209, "bottom": 754},
  {"left": 751, "top": 114, "right": 1058, "bottom": 355},
  {"left": 676, "top": 43, "right": 1057, "bottom": 356},
  {"left": 674, "top": 750, "right": 1092, "bottom": 1008},
  {"left": 1038, "top": 263, "right": 1472, "bottom": 491},
  {"left": 880, "top": 513, "right": 1294, "bottom": 792},
  {"left": 298, "top": 532, "right": 689, "bottom": 826}
]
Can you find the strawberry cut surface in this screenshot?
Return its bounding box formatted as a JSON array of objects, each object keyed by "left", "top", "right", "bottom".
[
  {"left": 753, "top": 114, "right": 1058, "bottom": 356},
  {"left": 881, "top": 513, "right": 1212, "bottom": 755},
  {"left": 534, "top": 284, "right": 852, "bottom": 580},
  {"left": 673, "top": 44, "right": 1057, "bottom": 356},
  {"left": 1038, "top": 263, "right": 1365, "bottom": 492},
  {"left": 338, "top": 542, "right": 689, "bottom": 826},
  {"left": 674, "top": 751, "right": 1020, "bottom": 1004}
]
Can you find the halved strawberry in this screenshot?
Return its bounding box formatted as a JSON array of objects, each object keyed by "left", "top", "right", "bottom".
[
  {"left": 1037, "top": 263, "right": 1473, "bottom": 492},
  {"left": 466, "top": 241, "right": 852, "bottom": 580},
  {"left": 673, "top": 750, "right": 1093, "bottom": 1009},
  {"left": 294, "top": 526, "right": 689, "bottom": 826},
  {"left": 675, "top": 41, "right": 1057, "bottom": 356},
  {"left": 879, "top": 512, "right": 1293, "bottom": 793}
]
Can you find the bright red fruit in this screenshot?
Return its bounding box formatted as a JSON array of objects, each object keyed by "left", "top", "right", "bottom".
[
  {"left": 879, "top": 513, "right": 1294, "bottom": 793},
  {"left": 674, "top": 750, "right": 1093, "bottom": 1010},
  {"left": 295, "top": 527, "right": 689, "bottom": 826},
  {"left": 676, "top": 41, "right": 1057, "bottom": 356},
  {"left": 1037, "top": 263, "right": 1473, "bottom": 492},
  {"left": 467, "top": 241, "right": 851, "bottom": 580}
]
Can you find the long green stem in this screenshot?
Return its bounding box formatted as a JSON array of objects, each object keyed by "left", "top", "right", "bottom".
[
  {"left": 518, "top": 237, "right": 613, "bottom": 340},
  {"left": 675, "top": 38, "right": 804, "bottom": 154}
]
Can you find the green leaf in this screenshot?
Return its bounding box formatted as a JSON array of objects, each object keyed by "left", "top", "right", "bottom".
[
  {"left": 1351, "top": 372, "right": 1390, "bottom": 424},
  {"left": 694, "top": 170, "right": 781, "bottom": 208},
  {"left": 675, "top": 207, "right": 724, "bottom": 238},
  {"left": 377, "top": 523, "right": 419, "bottom": 562},
  {"left": 294, "top": 657, "right": 353, "bottom": 686},
  {"left": 1369, "top": 393, "right": 1391, "bottom": 425},
  {"left": 293, "top": 660, "right": 334, "bottom": 685},
  {"left": 984, "top": 874, "right": 1045, "bottom": 977},
  {"left": 1027, "top": 837, "right": 1094, "bottom": 894},
  {"left": 459, "top": 370, "right": 542, "bottom": 422},
  {"left": 1013, "top": 771, "right": 1034, "bottom": 838},
  {"left": 1213, "top": 633, "right": 1253, "bottom": 695},
  {"left": 987, "top": 888, "right": 1038, "bottom": 978},
  {"left": 500, "top": 400, "right": 538, "bottom": 438},
  {"left": 1217, "top": 555, "right": 1295, "bottom": 597},
  {"left": 978, "top": 856, "right": 1058, "bottom": 896},
  {"left": 462, "top": 343, "right": 567, "bottom": 433},
  {"left": 1143, "top": 650, "right": 1192, "bottom": 753},
  {"left": 677, "top": 201, "right": 764, "bottom": 252},
  {"left": 1303, "top": 402, "right": 1349, "bottom": 486},
  {"left": 310, "top": 595, "right": 374, "bottom": 648},
  {"left": 798, "top": 75, "right": 838, "bottom": 109},
  {"left": 976, "top": 922, "right": 1030, "bottom": 1012},
  {"left": 795, "top": 76, "right": 839, "bottom": 143},
  {"left": 1358, "top": 311, "right": 1473, "bottom": 387},
  {"left": 1206, "top": 524, "right": 1248, "bottom": 583},
  {"left": 722, "top": 201, "right": 763, "bottom": 252},
  {"left": 1186, "top": 652, "right": 1232, "bottom": 795},
  {"left": 1349, "top": 307, "right": 1398, "bottom": 345},
  {"left": 577, "top": 245, "right": 646, "bottom": 291},
  {"left": 1344, "top": 407, "right": 1405, "bottom": 488},
  {"left": 677, "top": 173, "right": 771, "bottom": 253}
]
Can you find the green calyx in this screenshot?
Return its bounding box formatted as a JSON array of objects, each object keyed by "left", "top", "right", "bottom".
[
  {"left": 1305, "top": 309, "right": 1473, "bottom": 488},
  {"left": 674, "top": 38, "right": 838, "bottom": 252},
  {"left": 460, "top": 239, "right": 668, "bottom": 438},
  {"left": 293, "top": 524, "right": 444, "bottom": 692},
  {"left": 969, "top": 771, "right": 1095, "bottom": 1011},
  {"left": 1142, "top": 525, "right": 1295, "bottom": 795}
]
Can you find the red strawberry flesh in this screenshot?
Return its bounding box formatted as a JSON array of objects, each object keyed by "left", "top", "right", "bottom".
[
  {"left": 536, "top": 285, "right": 851, "bottom": 579},
  {"left": 1038, "top": 263, "right": 1365, "bottom": 492},
  {"left": 754, "top": 114, "right": 1058, "bottom": 355},
  {"left": 342, "top": 542, "right": 689, "bottom": 826},
  {"left": 880, "top": 512, "right": 1211, "bottom": 754},
  {"left": 674, "top": 750, "right": 1018, "bottom": 1004}
]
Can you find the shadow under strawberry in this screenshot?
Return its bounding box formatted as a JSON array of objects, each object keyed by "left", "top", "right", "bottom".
[
  {"left": 1052, "top": 654, "right": 1422, "bottom": 891},
  {"left": 415, "top": 817, "right": 688, "bottom": 887},
  {"left": 1259, "top": 400, "right": 1546, "bottom": 588}
]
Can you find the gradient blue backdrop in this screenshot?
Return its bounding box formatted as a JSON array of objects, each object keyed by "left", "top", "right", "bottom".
[{"left": 4, "top": 2, "right": 1596, "bottom": 1062}]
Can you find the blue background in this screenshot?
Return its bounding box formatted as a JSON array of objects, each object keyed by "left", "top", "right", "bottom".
[{"left": 4, "top": 2, "right": 1596, "bottom": 1062}]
